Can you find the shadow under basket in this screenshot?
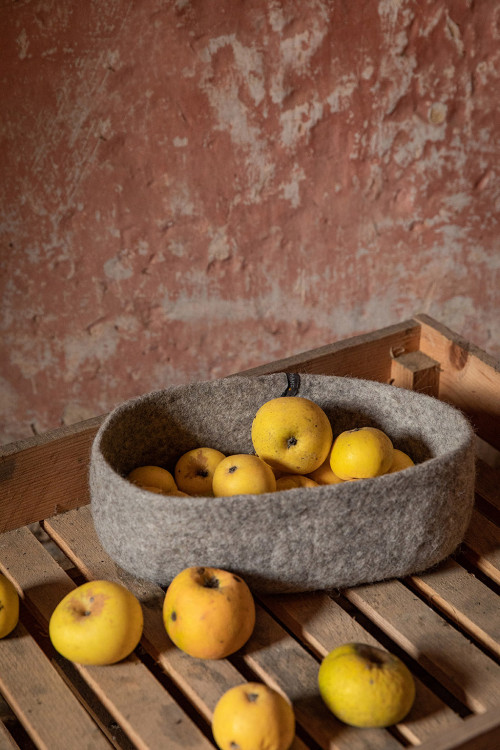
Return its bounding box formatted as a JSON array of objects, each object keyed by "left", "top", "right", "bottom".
[{"left": 89, "top": 372, "right": 476, "bottom": 594}]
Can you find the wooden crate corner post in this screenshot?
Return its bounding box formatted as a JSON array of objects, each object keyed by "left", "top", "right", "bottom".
[{"left": 390, "top": 349, "right": 441, "bottom": 397}]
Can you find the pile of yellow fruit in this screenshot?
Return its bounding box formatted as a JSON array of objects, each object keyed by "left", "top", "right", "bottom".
[{"left": 127, "top": 395, "right": 415, "bottom": 498}]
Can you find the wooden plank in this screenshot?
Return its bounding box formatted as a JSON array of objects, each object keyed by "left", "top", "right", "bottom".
[
  {"left": 261, "top": 591, "right": 463, "bottom": 746},
  {"left": 475, "top": 458, "right": 500, "bottom": 512},
  {"left": 0, "top": 722, "right": 19, "bottom": 750},
  {"left": 416, "top": 707, "right": 500, "bottom": 750},
  {"left": 407, "top": 558, "right": 500, "bottom": 658},
  {"left": 462, "top": 508, "right": 500, "bottom": 585},
  {"left": 0, "top": 417, "right": 103, "bottom": 533},
  {"left": 237, "top": 320, "right": 421, "bottom": 383},
  {"left": 42, "top": 508, "right": 308, "bottom": 750},
  {"left": 416, "top": 314, "right": 500, "bottom": 450},
  {"left": 344, "top": 579, "right": 500, "bottom": 714},
  {"left": 242, "top": 605, "right": 402, "bottom": 750},
  {"left": 0, "top": 527, "right": 213, "bottom": 750},
  {"left": 0, "top": 621, "right": 111, "bottom": 750}
]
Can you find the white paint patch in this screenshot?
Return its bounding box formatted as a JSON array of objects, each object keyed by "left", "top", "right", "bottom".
[
  {"left": 169, "top": 183, "right": 195, "bottom": 216},
  {"left": 327, "top": 75, "right": 358, "bottom": 113},
  {"left": 63, "top": 323, "right": 120, "bottom": 381},
  {"left": 198, "top": 35, "right": 274, "bottom": 202},
  {"left": 168, "top": 240, "right": 185, "bottom": 257},
  {"left": 280, "top": 99, "right": 323, "bottom": 147},
  {"left": 208, "top": 225, "right": 234, "bottom": 263},
  {"left": 103, "top": 256, "right": 133, "bottom": 280},
  {"left": 173, "top": 137, "right": 188, "bottom": 147},
  {"left": 280, "top": 165, "right": 306, "bottom": 208},
  {"left": 434, "top": 296, "right": 476, "bottom": 331},
  {"left": 16, "top": 29, "right": 30, "bottom": 59}
]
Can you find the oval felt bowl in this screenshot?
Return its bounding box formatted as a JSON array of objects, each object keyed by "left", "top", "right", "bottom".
[{"left": 89, "top": 372, "right": 475, "bottom": 594}]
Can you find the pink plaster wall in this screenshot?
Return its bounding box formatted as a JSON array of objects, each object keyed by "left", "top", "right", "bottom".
[{"left": 1, "top": 0, "right": 499, "bottom": 445}]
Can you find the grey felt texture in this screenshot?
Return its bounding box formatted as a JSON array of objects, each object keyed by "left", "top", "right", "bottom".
[{"left": 89, "top": 373, "right": 475, "bottom": 594}]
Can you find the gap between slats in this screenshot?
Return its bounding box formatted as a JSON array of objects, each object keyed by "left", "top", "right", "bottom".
[
  {"left": 343, "top": 579, "right": 500, "bottom": 715},
  {"left": 0, "top": 617, "right": 111, "bottom": 750},
  {"left": 0, "top": 527, "right": 214, "bottom": 750},
  {"left": 42, "top": 508, "right": 407, "bottom": 750}
]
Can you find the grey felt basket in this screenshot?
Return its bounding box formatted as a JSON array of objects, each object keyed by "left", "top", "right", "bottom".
[{"left": 89, "top": 373, "right": 475, "bottom": 594}]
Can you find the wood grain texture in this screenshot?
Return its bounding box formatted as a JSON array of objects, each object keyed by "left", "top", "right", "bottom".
[
  {"left": 0, "top": 620, "right": 110, "bottom": 750},
  {"left": 0, "top": 527, "right": 212, "bottom": 750},
  {"left": 238, "top": 320, "right": 421, "bottom": 383},
  {"left": 390, "top": 350, "right": 440, "bottom": 397},
  {"left": 416, "top": 314, "right": 500, "bottom": 450},
  {"left": 344, "top": 579, "right": 500, "bottom": 714},
  {"left": 0, "top": 418, "right": 102, "bottom": 533},
  {"left": 462, "top": 508, "right": 500, "bottom": 585},
  {"left": 260, "top": 591, "right": 463, "bottom": 746},
  {"left": 416, "top": 708, "right": 500, "bottom": 750},
  {"left": 0, "top": 722, "right": 20, "bottom": 750},
  {"left": 407, "top": 558, "right": 500, "bottom": 658}
]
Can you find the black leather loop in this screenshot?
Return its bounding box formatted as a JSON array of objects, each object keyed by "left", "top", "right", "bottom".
[{"left": 280, "top": 372, "right": 301, "bottom": 397}]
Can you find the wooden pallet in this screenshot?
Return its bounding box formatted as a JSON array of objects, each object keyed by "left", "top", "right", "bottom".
[{"left": 1, "top": 314, "right": 499, "bottom": 749}]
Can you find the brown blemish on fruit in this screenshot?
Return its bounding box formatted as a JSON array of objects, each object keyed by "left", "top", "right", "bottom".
[
  {"left": 355, "top": 643, "right": 390, "bottom": 667},
  {"left": 246, "top": 691, "right": 259, "bottom": 702},
  {"left": 230, "top": 742, "right": 240, "bottom": 750},
  {"left": 171, "top": 610, "right": 177, "bottom": 621},
  {"left": 203, "top": 575, "right": 220, "bottom": 589},
  {"left": 287, "top": 436, "right": 298, "bottom": 449},
  {"left": 71, "top": 591, "right": 107, "bottom": 617},
  {"left": 233, "top": 575, "right": 242, "bottom": 582},
  {"left": 228, "top": 465, "right": 238, "bottom": 473}
]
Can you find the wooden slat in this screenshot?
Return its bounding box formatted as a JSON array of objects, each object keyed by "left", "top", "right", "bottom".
[
  {"left": 237, "top": 320, "right": 421, "bottom": 383},
  {"left": 42, "top": 509, "right": 248, "bottom": 718},
  {"left": 0, "top": 621, "right": 111, "bottom": 750},
  {"left": 41, "top": 508, "right": 310, "bottom": 750},
  {"left": 462, "top": 508, "right": 500, "bottom": 585},
  {"left": 344, "top": 579, "right": 500, "bottom": 714},
  {"left": 261, "top": 591, "right": 463, "bottom": 746},
  {"left": 407, "top": 558, "right": 500, "bottom": 658},
  {"left": 475, "top": 458, "right": 500, "bottom": 512},
  {"left": 0, "top": 417, "right": 102, "bottom": 533},
  {"left": 242, "top": 605, "right": 402, "bottom": 750},
  {"left": 416, "top": 707, "right": 500, "bottom": 750},
  {"left": 0, "top": 722, "right": 20, "bottom": 750},
  {"left": 0, "top": 528, "right": 213, "bottom": 750},
  {"left": 416, "top": 314, "right": 500, "bottom": 450}
]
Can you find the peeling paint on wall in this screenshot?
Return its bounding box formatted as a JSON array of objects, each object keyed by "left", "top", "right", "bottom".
[{"left": 1, "top": 0, "right": 499, "bottom": 443}]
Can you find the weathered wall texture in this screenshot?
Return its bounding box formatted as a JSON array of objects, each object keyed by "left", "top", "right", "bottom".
[{"left": 1, "top": 0, "right": 499, "bottom": 444}]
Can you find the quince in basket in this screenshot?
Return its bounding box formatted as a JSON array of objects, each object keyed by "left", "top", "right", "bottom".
[
  {"left": 330, "top": 427, "right": 394, "bottom": 480},
  {"left": 128, "top": 465, "right": 177, "bottom": 493},
  {"left": 251, "top": 396, "right": 333, "bottom": 475},
  {"left": 125, "top": 397, "right": 415, "bottom": 498},
  {"left": 174, "top": 446, "right": 226, "bottom": 496},
  {"left": 213, "top": 454, "right": 276, "bottom": 496}
]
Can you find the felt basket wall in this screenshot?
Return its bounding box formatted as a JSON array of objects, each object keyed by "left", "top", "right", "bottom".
[{"left": 89, "top": 373, "right": 475, "bottom": 594}]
